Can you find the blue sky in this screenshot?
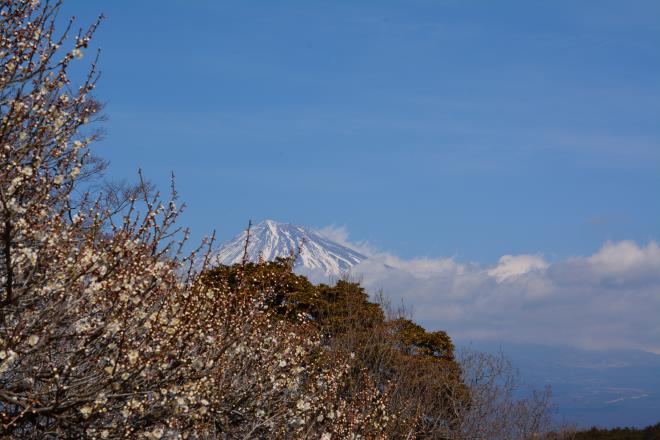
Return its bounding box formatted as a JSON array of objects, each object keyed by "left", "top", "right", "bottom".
[{"left": 66, "top": 0, "right": 659, "bottom": 263}]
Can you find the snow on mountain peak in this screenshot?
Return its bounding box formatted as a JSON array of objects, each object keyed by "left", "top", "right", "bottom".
[{"left": 212, "top": 220, "right": 368, "bottom": 278}]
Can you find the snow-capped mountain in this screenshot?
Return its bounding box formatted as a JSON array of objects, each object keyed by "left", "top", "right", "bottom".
[{"left": 212, "top": 220, "right": 367, "bottom": 278}]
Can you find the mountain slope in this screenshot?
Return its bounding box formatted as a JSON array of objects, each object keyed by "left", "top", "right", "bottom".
[{"left": 213, "top": 220, "right": 368, "bottom": 277}]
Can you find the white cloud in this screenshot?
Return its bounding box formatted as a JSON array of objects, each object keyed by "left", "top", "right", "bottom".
[
  {"left": 587, "top": 240, "right": 660, "bottom": 278},
  {"left": 314, "top": 224, "right": 377, "bottom": 257},
  {"left": 488, "top": 254, "right": 548, "bottom": 282},
  {"left": 315, "top": 225, "right": 351, "bottom": 246},
  {"left": 334, "top": 238, "right": 660, "bottom": 354}
]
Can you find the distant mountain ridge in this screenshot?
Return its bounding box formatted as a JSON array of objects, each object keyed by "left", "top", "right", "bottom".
[{"left": 213, "top": 220, "right": 367, "bottom": 277}]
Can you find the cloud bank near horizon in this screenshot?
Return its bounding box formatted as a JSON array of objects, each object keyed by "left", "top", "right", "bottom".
[{"left": 313, "top": 226, "right": 660, "bottom": 354}]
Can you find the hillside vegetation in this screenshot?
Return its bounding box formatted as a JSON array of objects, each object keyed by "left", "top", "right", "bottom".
[{"left": 572, "top": 423, "right": 660, "bottom": 440}]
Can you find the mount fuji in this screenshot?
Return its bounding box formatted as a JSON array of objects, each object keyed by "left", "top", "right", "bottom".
[{"left": 212, "top": 220, "right": 368, "bottom": 278}]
